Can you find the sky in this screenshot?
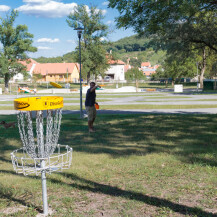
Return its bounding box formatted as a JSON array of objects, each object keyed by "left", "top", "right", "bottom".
[{"left": 0, "top": 0, "right": 135, "bottom": 58}]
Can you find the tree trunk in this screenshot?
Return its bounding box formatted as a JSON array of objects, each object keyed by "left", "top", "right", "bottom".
[
  {"left": 136, "top": 80, "right": 139, "bottom": 92},
  {"left": 172, "top": 80, "right": 175, "bottom": 87},
  {"left": 87, "top": 71, "right": 91, "bottom": 84},
  {"left": 4, "top": 73, "right": 10, "bottom": 93},
  {"left": 200, "top": 48, "right": 207, "bottom": 89},
  {"left": 165, "top": 80, "right": 168, "bottom": 88}
]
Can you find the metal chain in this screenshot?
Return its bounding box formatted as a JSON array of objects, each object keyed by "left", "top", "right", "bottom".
[
  {"left": 17, "top": 112, "right": 37, "bottom": 158},
  {"left": 17, "top": 109, "right": 62, "bottom": 159},
  {"left": 27, "top": 111, "right": 36, "bottom": 158},
  {"left": 50, "top": 109, "right": 62, "bottom": 155},
  {"left": 45, "top": 110, "right": 53, "bottom": 156},
  {"left": 36, "top": 111, "right": 44, "bottom": 158}
]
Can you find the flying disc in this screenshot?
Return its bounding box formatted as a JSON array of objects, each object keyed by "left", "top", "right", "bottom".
[{"left": 50, "top": 82, "right": 62, "bottom": 88}]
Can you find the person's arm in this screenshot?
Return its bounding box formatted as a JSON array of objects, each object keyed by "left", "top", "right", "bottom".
[{"left": 90, "top": 85, "right": 101, "bottom": 92}]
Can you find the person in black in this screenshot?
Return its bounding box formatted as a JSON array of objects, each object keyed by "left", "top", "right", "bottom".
[{"left": 85, "top": 82, "right": 100, "bottom": 132}]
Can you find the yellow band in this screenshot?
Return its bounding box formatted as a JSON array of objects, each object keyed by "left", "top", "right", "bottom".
[
  {"left": 50, "top": 82, "right": 62, "bottom": 88},
  {"left": 14, "top": 96, "right": 64, "bottom": 111}
]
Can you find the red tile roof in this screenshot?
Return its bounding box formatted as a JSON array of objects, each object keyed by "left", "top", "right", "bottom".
[
  {"left": 108, "top": 59, "right": 125, "bottom": 65},
  {"left": 33, "top": 63, "right": 79, "bottom": 75},
  {"left": 18, "top": 59, "right": 37, "bottom": 71},
  {"left": 141, "top": 62, "right": 151, "bottom": 67},
  {"left": 154, "top": 65, "right": 160, "bottom": 69},
  {"left": 124, "top": 64, "right": 132, "bottom": 72}
]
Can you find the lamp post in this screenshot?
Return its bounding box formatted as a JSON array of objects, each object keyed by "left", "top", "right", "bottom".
[
  {"left": 196, "top": 62, "right": 199, "bottom": 92},
  {"left": 74, "top": 26, "right": 84, "bottom": 118}
]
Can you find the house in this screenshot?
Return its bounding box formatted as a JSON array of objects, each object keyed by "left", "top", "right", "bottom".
[
  {"left": 124, "top": 64, "right": 132, "bottom": 73},
  {"left": 33, "top": 62, "right": 79, "bottom": 83},
  {"left": 141, "top": 62, "right": 151, "bottom": 69},
  {"left": 140, "top": 63, "right": 160, "bottom": 78},
  {"left": 142, "top": 68, "right": 156, "bottom": 76},
  {"left": 11, "top": 59, "right": 37, "bottom": 82},
  {"left": 104, "top": 59, "right": 126, "bottom": 81},
  {"left": 12, "top": 59, "right": 80, "bottom": 83}
]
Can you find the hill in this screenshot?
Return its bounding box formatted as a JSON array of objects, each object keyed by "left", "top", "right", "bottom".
[{"left": 34, "top": 35, "right": 166, "bottom": 66}]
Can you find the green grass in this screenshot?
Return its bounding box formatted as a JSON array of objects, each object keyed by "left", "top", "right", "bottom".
[{"left": 0, "top": 113, "right": 216, "bottom": 216}]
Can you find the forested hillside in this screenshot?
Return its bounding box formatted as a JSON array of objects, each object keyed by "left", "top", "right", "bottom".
[
  {"left": 34, "top": 35, "right": 166, "bottom": 66},
  {"left": 106, "top": 35, "right": 166, "bottom": 65}
]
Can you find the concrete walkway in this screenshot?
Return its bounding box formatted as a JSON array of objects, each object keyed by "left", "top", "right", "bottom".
[{"left": 0, "top": 90, "right": 217, "bottom": 115}]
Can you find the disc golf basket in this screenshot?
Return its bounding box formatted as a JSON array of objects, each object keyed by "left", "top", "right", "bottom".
[{"left": 11, "top": 96, "right": 73, "bottom": 215}]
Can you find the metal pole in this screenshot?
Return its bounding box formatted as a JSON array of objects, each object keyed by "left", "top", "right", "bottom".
[
  {"left": 67, "top": 68, "right": 68, "bottom": 85},
  {"left": 79, "top": 35, "right": 83, "bottom": 118},
  {"left": 38, "top": 110, "right": 48, "bottom": 215},
  {"left": 196, "top": 62, "right": 198, "bottom": 92},
  {"left": 41, "top": 160, "right": 48, "bottom": 215}
]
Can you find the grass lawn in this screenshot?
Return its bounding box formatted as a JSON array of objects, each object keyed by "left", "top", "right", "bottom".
[{"left": 0, "top": 113, "right": 216, "bottom": 216}]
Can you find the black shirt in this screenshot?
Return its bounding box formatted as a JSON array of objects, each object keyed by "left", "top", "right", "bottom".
[{"left": 85, "top": 88, "right": 96, "bottom": 106}]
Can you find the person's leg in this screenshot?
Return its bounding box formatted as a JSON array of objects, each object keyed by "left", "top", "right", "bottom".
[
  {"left": 88, "top": 120, "right": 93, "bottom": 132},
  {"left": 86, "top": 106, "right": 95, "bottom": 132}
]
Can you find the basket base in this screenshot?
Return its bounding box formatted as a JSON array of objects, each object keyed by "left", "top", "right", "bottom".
[{"left": 11, "top": 145, "right": 73, "bottom": 176}]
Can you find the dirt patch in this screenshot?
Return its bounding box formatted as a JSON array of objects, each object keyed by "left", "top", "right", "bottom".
[{"left": 0, "top": 205, "right": 27, "bottom": 215}]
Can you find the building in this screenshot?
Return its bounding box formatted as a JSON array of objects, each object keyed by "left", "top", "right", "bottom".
[
  {"left": 141, "top": 62, "right": 151, "bottom": 69},
  {"left": 12, "top": 59, "right": 80, "bottom": 83},
  {"left": 141, "top": 63, "right": 160, "bottom": 78},
  {"left": 33, "top": 62, "right": 79, "bottom": 83},
  {"left": 104, "top": 59, "right": 126, "bottom": 81},
  {"left": 124, "top": 64, "right": 132, "bottom": 73},
  {"left": 11, "top": 59, "right": 37, "bottom": 82}
]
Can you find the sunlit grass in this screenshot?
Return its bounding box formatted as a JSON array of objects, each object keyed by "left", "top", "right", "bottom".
[{"left": 0, "top": 113, "right": 216, "bottom": 216}]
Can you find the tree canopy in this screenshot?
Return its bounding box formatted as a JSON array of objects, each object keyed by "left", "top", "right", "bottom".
[
  {"left": 108, "top": 0, "right": 217, "bottom": 52},
  {"left": 67, "top": 5, "right": 110, "bottom": 83},
  {"left": 0, "top": 10, "right": 37, "bottom": 92},
  {"left": 109, "top": 0, "right": 217, "bottom": 87}
]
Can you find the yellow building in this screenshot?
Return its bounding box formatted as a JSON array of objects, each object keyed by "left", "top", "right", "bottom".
[{"left": 33, "top": 62, "right": 80, "bottom": 83}]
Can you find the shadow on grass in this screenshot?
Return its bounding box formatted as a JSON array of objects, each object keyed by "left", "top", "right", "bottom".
[
  {"left": 58, "top": 172, "right": 216, "bottom": 217},
  {"left": 0, "top": 169, "right": 216, "bottom": 217},
  {"left": 0, "top": 114, "right": 22, "bottom": 163},
  {"left": 60, "top": 113, "right": 217, "bottom": 167},
  {"left": 0, "top": 170, "right": 43, "bottom": 213},
  {"left": 0, "top": 113, "right": 217, "bottom": 167}
]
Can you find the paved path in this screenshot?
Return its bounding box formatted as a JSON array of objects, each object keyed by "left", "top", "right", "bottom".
[{"left": 0, "top": 91, "right": 217, "bottom": 115}]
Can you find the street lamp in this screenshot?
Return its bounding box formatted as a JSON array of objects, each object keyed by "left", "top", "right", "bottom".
[
  {"left": 196, "top": 62, "right": 199, "bottom": 92},
  {"left": 74, "top": 26, "right": 84, "bottom": 118}
]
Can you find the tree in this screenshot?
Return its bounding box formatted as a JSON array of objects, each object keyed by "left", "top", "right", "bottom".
[
  {"left": 130, "top": 58, "right": 141, "bottom": 68},
  {"left": 155, "top": 55, "right": 196, "bottom": 87},
  {"left": 67, "top": 5, "right": 109, "bottom": 83},
  {"left": 0, "top": 10, "right": 37, "bottom": 93},
  {"left": 125, "top": 68, "right": 145, "bottom": 91},
  {"left": 108, "top": 1, "right": 217, "bottom": 52},
  {"left": 108, "top": 0, "right": 217, "bottom": 88}
]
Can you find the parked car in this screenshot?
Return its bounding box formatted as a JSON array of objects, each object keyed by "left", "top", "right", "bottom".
[{"left": 104, "top": 76, "right": 111, "bottom": 82}]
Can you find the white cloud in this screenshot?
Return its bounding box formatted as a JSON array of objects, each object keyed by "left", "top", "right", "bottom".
[
  {"left": 37, "top": 38, "right": 60, "bottom": 43},
  {"left": 101, "top": 9, "right": 107, "bottom": 15},
  {"left": 37, "top": 46, "right": 52, "bottom": 50},
  {"left": 23, "top": 0, "right": 48, "bottom": 4},
  {"left": 0, "top": 5, "right": 10, "bottom": 12},
  {"left": 100, "top": 37, "right": 108, "bottom": 41},
  {"left": 102, "top": 1, "right": 109, "bottom": 6},
  {"left": 106, "top": 20, "right": 113, "bottom": 25},
  {"left": 67, "top": 39, "right": 76, "bottom": 43},
  {"left": 17, "top": 1, "right": 77, "bottom": 18}
]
